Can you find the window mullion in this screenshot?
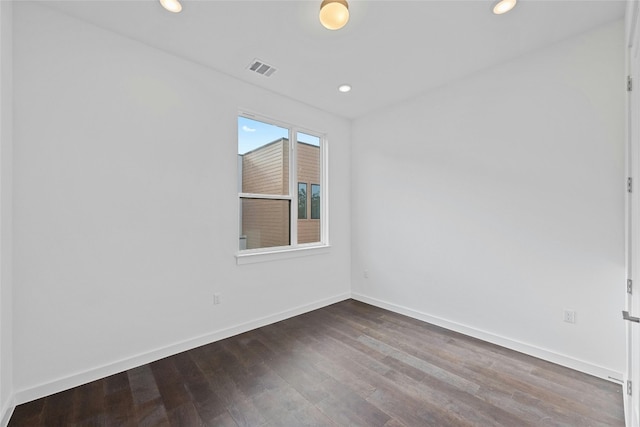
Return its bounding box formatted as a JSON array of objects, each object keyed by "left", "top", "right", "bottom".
[
  {"left": 290, "top": 129, "right": 298, "bottom": 247},
  {"left": 322, "top": 137, "right": 328, "bottom": 245}
]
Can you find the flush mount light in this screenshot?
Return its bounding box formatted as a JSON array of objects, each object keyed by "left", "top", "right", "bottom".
[
  {"left": 319, "top": 0, "right": 350, "bottom": 30},
  {"left": 338, "top": 84, "right": 352, "bottom": 93},
  {"left": 493, "top": 0, "right": 516, "bottom": 15},
  {"left": 160, "top": 0, "right": 182, "bottom": 13}
]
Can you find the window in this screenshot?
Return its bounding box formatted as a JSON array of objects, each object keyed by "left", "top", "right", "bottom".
[
  {"left": 298, "top": 183, "right": 307, "bottom": 219},
  {"left": 238, "top": 114, "right": 326, "bottom": 255},
  {"left": 311, "top": 184, "right": 320, "bottom": 219}
]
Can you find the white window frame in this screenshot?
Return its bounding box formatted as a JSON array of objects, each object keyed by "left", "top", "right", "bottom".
[{"left": 236, "top": 111, "right": 329, "bottom": 265}]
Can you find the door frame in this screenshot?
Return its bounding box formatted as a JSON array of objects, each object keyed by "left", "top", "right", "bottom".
[{"left": 626, "top": 2, "right": 640, "bottom": 426}]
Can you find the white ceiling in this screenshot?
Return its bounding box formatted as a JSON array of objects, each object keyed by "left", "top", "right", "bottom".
[{"left": 42, "top": 0, "right": 626, "bottom": 119}]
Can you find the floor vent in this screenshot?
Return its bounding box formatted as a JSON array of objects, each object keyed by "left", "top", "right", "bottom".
[{"left": 247, "top": 59, "right": 277, "bottom": 77}]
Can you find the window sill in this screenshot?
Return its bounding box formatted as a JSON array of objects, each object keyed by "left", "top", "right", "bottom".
[{"left": 236, "top": 244, "right": 331, "bottom": 265}]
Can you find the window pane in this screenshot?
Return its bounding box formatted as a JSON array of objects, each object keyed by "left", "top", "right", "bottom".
[
  {"left": 240, "top": 198, "right": 290, "bottom": 250},
  {"left": 297, "top": 132, "right": 321, "bottom": 244},
  {"left": 311, "top": 184, "right": 320, "bottom": 219},
  {"left": 297, "top": 132, "right": 320, "bottom": 147},
  {"left": 237, "top": 115, "right": 325, "bottom": 253},
  {"left": 238, "top": 117, "right": 289, "bottom": 196},
  {"left": 298, "top": 183, "right": 307, "bottom": 219}
]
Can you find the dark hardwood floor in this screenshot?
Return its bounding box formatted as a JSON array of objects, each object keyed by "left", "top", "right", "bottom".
[{"left": 9, "top": 299, "right": 624, "bottom": 426}]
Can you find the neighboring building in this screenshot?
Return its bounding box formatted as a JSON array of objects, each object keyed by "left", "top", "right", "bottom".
[{"left": 239, "top": 138, "right": 320, "bottom": 249}]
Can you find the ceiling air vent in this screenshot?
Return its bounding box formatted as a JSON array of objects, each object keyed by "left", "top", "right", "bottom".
[{"left": 247, "top": 59, "right": 277, "bottom": 77}]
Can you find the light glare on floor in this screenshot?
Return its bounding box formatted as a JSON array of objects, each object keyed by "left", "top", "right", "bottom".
[{"left": 338, "top": 84, "right": 352, "bottom": 93}]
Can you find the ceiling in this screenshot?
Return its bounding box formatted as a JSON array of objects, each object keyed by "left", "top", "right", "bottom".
[{"left": 42, "top": 0, "right": 626, "bottom": 120}]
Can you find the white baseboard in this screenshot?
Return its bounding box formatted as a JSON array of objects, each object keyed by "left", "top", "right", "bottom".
[
  {"left": 1, "top": 396, "right": 15, "bottom": 427},
  {"left": 351, "top": 293, "right": 624, "bottom": 384},
  {"left": 9, "top": 291, "right": 623, "bottom": 414},
  {"left": 13, "top": 292, "right": 351, "bottom": 407}
]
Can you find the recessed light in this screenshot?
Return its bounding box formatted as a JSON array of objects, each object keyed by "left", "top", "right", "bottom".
[
  {"left": 338, "top": 84, "right": 352, "bottom": 93},
  {"left": 160, "top": 0, "right": 182, "bottom": 13},
  {"left": 493, "top": 0, "right": 516, "bottom": 15}
]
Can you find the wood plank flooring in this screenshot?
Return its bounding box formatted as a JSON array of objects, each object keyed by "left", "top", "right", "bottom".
[{"left": 9, "top": 299, "right": 624, "bottom": 426}]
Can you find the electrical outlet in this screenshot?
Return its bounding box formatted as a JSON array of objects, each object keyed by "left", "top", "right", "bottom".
[
  {"left": 563, "top": 309, "right": 576, "bottom": 324},
  {"left": 213, "top": 294, "right": 221, "bottom": 305},
  {"left": 364, "top": 270, "right": 369, "bottom": 279}
]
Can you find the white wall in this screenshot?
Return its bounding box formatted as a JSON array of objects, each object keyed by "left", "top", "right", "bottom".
[
  {"left": 351, "top": 20, "right": 626, "bottom": 379},
  {"left": 0, "top": 0, "right": 14, "bottom": 424},
  {"left": 6, "top": 0, "right": 627, "bottom": 411},
  {"left": 11, "top": 2, "right": 351, "bottom": 403}
]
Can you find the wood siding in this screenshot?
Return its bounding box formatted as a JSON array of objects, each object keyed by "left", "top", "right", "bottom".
[
  {"left": 241, "top": 198, "right": 290, "bottom": 249},
  {"left": 240, "top": 139, "right": 319, "bottom": 249},
  {"left": 241, "top": 139, "right": 289, "bottom": 249},
  {"left": 241, "top": 139, "right": 288, "bottom": 195}
]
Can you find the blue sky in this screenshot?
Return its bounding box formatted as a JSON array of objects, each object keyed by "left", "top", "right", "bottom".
[{"left": 238, "top": 117, "right": 320, "bottom": 155}]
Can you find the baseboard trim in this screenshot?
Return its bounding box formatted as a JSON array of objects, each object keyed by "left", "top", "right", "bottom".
[
  {"left": 1, "top": 396, "right": 15, "bottom": 427},
  {"left": 13, "top": 292, "right": 351, "bottom": 406},
  {"left": 351, "top": 293, "right": 624, "bottom": 383}
]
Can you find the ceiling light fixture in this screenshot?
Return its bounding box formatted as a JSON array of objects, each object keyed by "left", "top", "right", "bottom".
[
  {"left": 319, "top": 0, "right": 350, "bottom": 30},
  {"left": 160, "top": 0, "right": 182, "bottom": 13},
  {"left": 338, "top": 84, "right": 352, "bottom": 93},
  {"left": 493, "top": 0, "right": 516, "bottom": 15}
]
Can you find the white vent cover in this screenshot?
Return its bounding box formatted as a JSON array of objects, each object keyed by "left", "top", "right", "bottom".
[{"left": 247, "top": 59, "right": 277, "bottom": 77}]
